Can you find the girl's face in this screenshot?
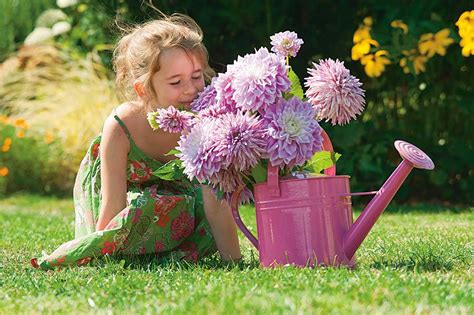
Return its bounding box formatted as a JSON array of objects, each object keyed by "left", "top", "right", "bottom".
[{"left": 150, "top": 47, "right": 205, "bottom": 109}]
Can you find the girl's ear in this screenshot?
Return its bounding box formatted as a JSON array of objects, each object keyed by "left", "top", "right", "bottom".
[{"left": 133, "top": 82, "right": 146, "bottom": 97}]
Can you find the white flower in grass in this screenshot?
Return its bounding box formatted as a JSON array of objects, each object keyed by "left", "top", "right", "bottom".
[
  {"left": 57, "top": 0, "right": 78, "bottom": 8},
  {"left": 52, "top": 21, "right": 71, "bottom": 36},
  {"left": 36, "top": 9, "right": 67, "bottom": 28},
  {"left": 24, "top": 27, "right": 54, "bottom": 46}
]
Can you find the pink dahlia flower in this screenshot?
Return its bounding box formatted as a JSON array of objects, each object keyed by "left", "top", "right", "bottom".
[
  {"left": 228, "top": 47, "right": 290, "bottom": 113},
  {"left": 270, "top": 31, "right": 304, "bottom": 58},
  {"left": 223, "top": 187, "right": 254, "bottom": 206},
  {"left": 210, "top": 111, "right": 266, "bottom": 171},
  {"left": 305, "top": 58, "right": 365, "bottom": 125},
  {"left": 208, "top": 167, "right": 246, "bottom": 193},
  {"left": 149, "top": 106, "right": 195, "bottom": 133},
  {"left": 200, "top": 73, "right": 239, "bottom": 118},
  {"left": 191, "top": 79, "right": 217, "bottom": 112},
  {"left": 176, "top": 118, "right": 221, "bottom": 182},
  {"left": 214, "top": 72, "right": 237, "bottom": 111},
  {"left": 200, "top": 101, "right": 238, "bottom": 118},
  {"left": 263, "top": 97, "right": 323, "bottom": 168}
]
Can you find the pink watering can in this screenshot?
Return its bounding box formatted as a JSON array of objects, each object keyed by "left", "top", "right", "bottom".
[{"left": 230, "top": 131, "right": 435, "bottom": 267}]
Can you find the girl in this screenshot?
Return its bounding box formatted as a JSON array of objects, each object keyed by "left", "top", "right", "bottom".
[{"left": 31, "top": 14, "right": 241, "bottom": 270}]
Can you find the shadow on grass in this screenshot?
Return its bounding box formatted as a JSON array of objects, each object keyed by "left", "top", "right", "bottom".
[
  {"left": 366, "top": 243, "right": 472, "bottom": 272},
  {"left": 94, "top": 249, "right": 470, "bottom": 273},
  {"left": 91, "top": 251, "right": 262, "bottom": 272},
  {"left": 369, "top": 256, "right": 463, "bottom": 272}
]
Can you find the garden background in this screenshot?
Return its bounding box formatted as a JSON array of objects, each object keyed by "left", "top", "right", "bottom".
[
  {"left": 0, "top": 0, "right": 473, "bottom": 204},
  {"left": 0, "top": 1, "right": 472, "bottom": 314}
]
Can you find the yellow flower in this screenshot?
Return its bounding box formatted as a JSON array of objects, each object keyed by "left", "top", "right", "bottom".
[
  {"left": 418, "top": 29, "right": 454, "bottom": 57},
  {"left": 460, "top": 36, "right": 474, "bottom": 56},
  {"left": 455, "top": 11, "right": 474, "bottom": 57},
  {"left": 17, "top": 130, "right": 25, "bottom": 138},
  {"left": 77, "top": 3, "right": 88, "bottom": 13},
  {"left": 402, "top": 49, "right": 417, "bottom": 56},
  {"left": 351, "top": 38, "right": 379, "bottom": 60},
  {"left": 14, "top": 118, "right": 29, "bottom": 130},
  {"left": 399, "top": 58, "right": 410, "bottom": 74},
  {"left": 360, "top": 50, "right": 391, "bottom": 77},
  {"left": 353, "top": 25, "right": 372, "bottom": 43},
  {"left": 0, "top": 115, "right": 9, "bottom": 124},
  {"left": 363, "top": 17, "right": 373, "bottom": 27},
  {"left": 399, "top": 50, "right": 428, "bottom": 75},
  {"left": 353, "top": 16, "right": 374, "bottom": 44},
  {"left": 0, "top": 166, "right": 8, "bottom": 177},
  {"left": 44, "top": 131, "right": 55, "bottom": 144},
  {"left": 459, "top": 26, "right": 474, "bottom": 39},
  {"left": 413, "top": 55, "right": 428, "bottom": 74},
  {"left": 391, "top": 20, "right": 409, "bottom": 34},
  {"left": 2, "top": 137, "right": 12, "bottom": 152},
  {"left": 456, "top": 10, "right": 474, "bottom": 36}
]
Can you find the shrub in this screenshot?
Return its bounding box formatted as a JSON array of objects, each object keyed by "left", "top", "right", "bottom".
[
  {"left": 0, "top": 0, "right": 56, "bottom": 61},
  {"left": 0, "top": 115, "right": 71, "bottom": 196},
  {"left": 0, "top": 44, "right": 118, "bottom": 193}
]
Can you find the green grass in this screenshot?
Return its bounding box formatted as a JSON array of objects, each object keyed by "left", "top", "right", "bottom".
[{"left": 0, "top": 194, "right": 472, "bottom": 314}]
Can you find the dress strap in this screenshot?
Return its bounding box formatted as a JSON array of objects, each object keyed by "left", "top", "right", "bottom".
[{"left": 112, "top": 109, "right": 132, "bottom": 140}]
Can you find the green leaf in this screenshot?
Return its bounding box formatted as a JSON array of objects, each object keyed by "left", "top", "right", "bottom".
[
  {"left": 147, "top": 111, "right": 160, "bottom": 131},
  {"left": 152, "top": 159, "right": 184, "bottom": 181},
  {"left": 250, "top": 161, "right": 267, "bottom": 183},
  {"left": 215, "top": 188, "right": 224, "bottom": 200},
  {"left": 304, "top": 151, "right": 341, "bottom": 174},
  {"left": 288, "top": 68, "right": 304, "bottom": 100},
  {"left": 165, "top": 149, "right": 180, "bottom": 156}
]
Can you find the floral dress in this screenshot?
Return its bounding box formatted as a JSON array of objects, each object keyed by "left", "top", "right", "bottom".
[{"left": 31, "top": 113, "right": 216, "bottom": 270}]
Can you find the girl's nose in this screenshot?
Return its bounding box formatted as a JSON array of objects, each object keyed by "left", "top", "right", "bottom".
[{"left": 183, "top": 80, "right": 198, "bottom": 95}]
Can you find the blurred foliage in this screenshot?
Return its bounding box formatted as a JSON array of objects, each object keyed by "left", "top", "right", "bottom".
[
  {"left": 0, "top": 0, "right": 472, "bottom": 203},
  {"left": 0, "top": 0, "right": 56, "bottom": 60},
  {"left": 0, "top": 44, "right": 118, "bottom": 194},
  {"left": 0, "top": 116, "right": 71, "bottom": 196}
]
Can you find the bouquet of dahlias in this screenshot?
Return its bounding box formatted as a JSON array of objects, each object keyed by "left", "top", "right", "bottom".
[{"left": 148, "top": 31, "right": 365, "bottom": 203}]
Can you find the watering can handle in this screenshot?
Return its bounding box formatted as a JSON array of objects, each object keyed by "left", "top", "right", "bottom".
[
  {"left": 267, "top": 129, "right": 336, "bottom": 197},
  {"left": 320, "top": 129, "right": 336, "bottom": 176},
  {"left": 230, "top": 186, "right": 259, "bottom": 249}
]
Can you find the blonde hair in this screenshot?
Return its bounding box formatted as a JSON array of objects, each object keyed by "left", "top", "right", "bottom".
[{"left": 113, "top": 13, "right": 214, "bottom": 110}]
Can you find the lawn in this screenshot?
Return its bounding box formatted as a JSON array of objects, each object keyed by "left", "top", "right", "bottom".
[{"left": 0, "top": 195, "right": 472, "bottom": 314}]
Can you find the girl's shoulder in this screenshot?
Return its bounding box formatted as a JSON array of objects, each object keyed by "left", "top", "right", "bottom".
[
  {"left": 114, "top": 102, "right": 144, "bottom": 127},
  {"left": 112, "top": 103, "right": 182, "bottom": 163},
  {"left": 110, "top": 102, "right": 150, "bottom": 138},
  {"left": 100, "top": 103, "right": 135, "bottom": 155}
]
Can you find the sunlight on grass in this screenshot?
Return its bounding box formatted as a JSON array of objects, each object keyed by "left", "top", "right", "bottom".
[{"left": 0, "top": 195, "right": 472, "bottom": 314}]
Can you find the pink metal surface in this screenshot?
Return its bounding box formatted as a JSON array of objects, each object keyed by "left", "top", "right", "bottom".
[
  {"left": 252, "top": 175, "right": 355, "bottom": 267},
  {"left": 338, "top": 191, "right": 378, "bottom": 197},
  {"left": 343, "top": 160, "right": 413, "bottom": 259},
  {"left": 230, "top": 138, "right": 434, "bottom": 268},
  {"left": 343, "top": 141, "right": 434, "bottom": 258},
  {"left": 320, "top": 130, "right": 336, "bottom": 176},
  {"left": 231, "top": 186, "right": 259, "bottom": 248},
  {"left": 395, "top": 140, "right": 435, "bottom": 170}
]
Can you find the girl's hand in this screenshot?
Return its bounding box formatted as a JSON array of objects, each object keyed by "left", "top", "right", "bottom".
[{"left": 201, "top": 185, "right": 242, "bottom": 261}]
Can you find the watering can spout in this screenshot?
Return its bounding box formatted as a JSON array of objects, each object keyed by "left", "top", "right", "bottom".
[{"left": 343, "top": 141, "right": 434, "bottom": 260}]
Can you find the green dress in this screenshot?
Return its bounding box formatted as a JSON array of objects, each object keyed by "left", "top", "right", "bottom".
[{"left": 31, "top": 113, "right": 217, "bottom": 270}]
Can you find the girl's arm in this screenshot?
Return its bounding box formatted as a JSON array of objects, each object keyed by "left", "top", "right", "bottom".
[
  {"left": 95, "top": 115, "right": 130, "bottom": 231},
  {"left": 201, "top": 185, "right": 242, "bottom": 261}
]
